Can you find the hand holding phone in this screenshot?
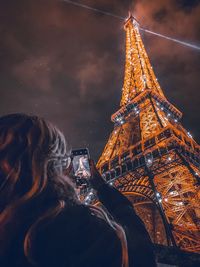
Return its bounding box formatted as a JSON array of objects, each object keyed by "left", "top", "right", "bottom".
[{"left": 71, "top": 148, "right": 106, "bottom": 193}]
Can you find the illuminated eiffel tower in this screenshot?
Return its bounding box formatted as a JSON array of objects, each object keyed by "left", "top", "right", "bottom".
[{"left": 97, "top": 14, "right": 200, "bottom": 253}]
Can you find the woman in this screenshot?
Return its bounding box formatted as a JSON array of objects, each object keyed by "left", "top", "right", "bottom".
[{"left": 0, "top": 113, "right": 156, "bottom": 267}]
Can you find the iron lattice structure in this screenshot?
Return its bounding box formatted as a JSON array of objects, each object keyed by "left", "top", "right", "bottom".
[{"left": 97, "top": 15, "right": 200, "bottom": 253}]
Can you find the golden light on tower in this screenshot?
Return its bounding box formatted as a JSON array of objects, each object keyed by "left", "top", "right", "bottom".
[
  {"left": 97, "top": 13, "right": 200, "bottom": 253},
  {"left": 121, "top": 14, "right": 165, "bottom": 106}
]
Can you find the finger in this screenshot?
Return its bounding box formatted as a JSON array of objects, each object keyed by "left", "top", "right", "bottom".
[{"left": 64, "top": 161, "right": 73, "bottom": 175}]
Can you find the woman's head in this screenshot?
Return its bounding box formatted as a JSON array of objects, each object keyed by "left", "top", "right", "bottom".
[
  {"left": 0, "top": 113, "right": 74, "bottom": 208},
  {"left": 0, "top": 113, "right": 78, "bottom": 258}
]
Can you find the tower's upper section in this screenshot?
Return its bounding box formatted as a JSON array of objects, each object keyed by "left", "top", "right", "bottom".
[{"left": 120, "top": 14, "right": 165, "bottom": 106}]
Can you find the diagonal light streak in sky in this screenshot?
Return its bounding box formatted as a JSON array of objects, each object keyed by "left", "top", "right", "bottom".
[{"left": 62, "top": 0, "right": 200, "bottom": 51}]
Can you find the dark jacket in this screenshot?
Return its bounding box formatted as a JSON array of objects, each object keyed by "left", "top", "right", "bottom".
[{"left": 2, "top": 184, "right": 156, "bottom": 267}]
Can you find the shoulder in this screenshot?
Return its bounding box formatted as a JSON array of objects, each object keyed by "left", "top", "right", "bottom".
[{"left": 32, "top": 204, "right": 122, "bottom": 267}]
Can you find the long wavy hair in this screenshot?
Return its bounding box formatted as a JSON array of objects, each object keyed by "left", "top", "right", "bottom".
[{"left": 0, "top": 113, "right": 128, "bottom": 267}]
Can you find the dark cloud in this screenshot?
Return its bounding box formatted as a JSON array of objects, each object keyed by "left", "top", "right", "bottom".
[{"left": 0, "top": 0, "right": 199, "bottom": 160}]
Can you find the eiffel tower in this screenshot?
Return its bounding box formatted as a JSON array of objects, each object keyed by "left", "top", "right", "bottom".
[{"left": 97, "top": 14, "right": 200, "bottom": 253}]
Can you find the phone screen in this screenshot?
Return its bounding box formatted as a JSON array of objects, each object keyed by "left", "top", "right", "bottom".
[{"left": 72, "top": 148, "right": 91, "bottom": 179}]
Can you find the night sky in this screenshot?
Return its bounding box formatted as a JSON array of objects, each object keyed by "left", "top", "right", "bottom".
[{"left": 0, "top": 0, "right": 200, "bottom": 160}]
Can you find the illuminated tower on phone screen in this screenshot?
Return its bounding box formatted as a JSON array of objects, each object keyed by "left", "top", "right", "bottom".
[{"left": 97, "top": 14, "right": 200, "bottom": 253}]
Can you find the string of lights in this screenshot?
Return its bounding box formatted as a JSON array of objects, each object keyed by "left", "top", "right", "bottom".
[{"left": 62, "top": 0, "right": 200, "bottom": 51}]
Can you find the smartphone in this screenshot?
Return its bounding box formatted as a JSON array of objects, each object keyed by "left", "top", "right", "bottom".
[{"left": 71, "top": 148, "right": 91, "bottom": 179}]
